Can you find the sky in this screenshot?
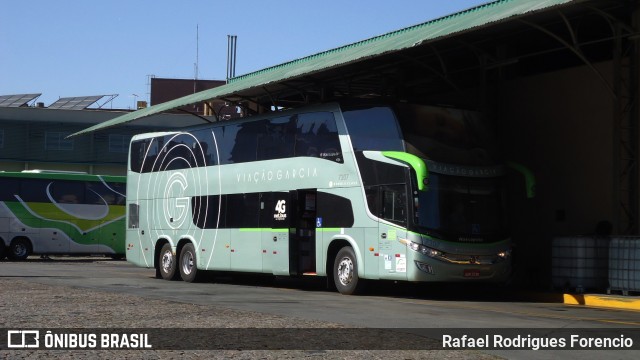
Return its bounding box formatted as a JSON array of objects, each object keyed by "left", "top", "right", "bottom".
[{"left": 1, "top": 0, "right": 489, "bottom": 110}]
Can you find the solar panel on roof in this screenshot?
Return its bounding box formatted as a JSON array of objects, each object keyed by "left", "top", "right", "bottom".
[
  {"left": 0, "top": 93, "right": 42, "bottom": 108},
  {"left": 48, "top": 95, "right": 105, "bottom": 110}
]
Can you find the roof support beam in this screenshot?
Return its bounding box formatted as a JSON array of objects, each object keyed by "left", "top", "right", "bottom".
[
  {"left": 519, "top": 16, "right": 617, "bottom": 99},
  {"left": 400, "top": 52, "right": 464, "bottom": 95},
  {"left": 177, "top": 108, "right": 214, "bottom": 123},
  {"left": 612, "top": 10, "right": 639, "bottom": 234}
]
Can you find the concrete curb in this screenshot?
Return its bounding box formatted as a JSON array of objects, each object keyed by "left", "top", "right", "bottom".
[
  {"left": 514, "top": 290, "right": 640, "bottom": 311},
  {"left": 563, "top": 294, "right": 640, "bottom": 311}
]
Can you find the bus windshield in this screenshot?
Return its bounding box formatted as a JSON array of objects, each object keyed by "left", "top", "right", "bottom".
[{"left": 415, "top": 172, "right": 508, "bottom": 243}]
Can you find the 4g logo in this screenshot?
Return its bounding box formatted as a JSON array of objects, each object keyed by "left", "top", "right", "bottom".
[
  {"left": 275, "top": 200, "right": 286, "bottom": 214},
  {"left": 274, "top": 200, "right": 287, "bottom": 221}
]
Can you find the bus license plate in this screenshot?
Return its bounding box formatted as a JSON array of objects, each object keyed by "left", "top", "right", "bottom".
[{"left": 464, "top": 269, "right": 480, "bottom": 277}]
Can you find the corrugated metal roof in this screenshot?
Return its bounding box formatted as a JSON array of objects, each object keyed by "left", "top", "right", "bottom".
[{"left": 71, "top": 0, "right": 577, "bottom": 137}]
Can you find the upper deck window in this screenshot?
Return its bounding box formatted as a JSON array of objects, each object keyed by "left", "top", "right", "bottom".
[
  {"left": 342, "top": 106, "right": 404, "bottom": 152},
  {"left": 129, "top": 111, "right": 342, "bottom": 173}
]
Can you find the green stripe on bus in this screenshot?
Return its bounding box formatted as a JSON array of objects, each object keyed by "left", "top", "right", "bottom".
[
  {"left": 237, "top": 228, "right": 341, "bottom": 232},
  {"left": 381, "top": 151, "right": 428, "bottom": 190},
  {"left": 239, "top": 228, "right": 289, "bottom": 232}
]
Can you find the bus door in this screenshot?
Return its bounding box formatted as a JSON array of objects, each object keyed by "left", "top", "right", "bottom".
[
  {"left": 289, "top": 189, "right": 317, "bottom": 275},
  {"left": 261, "top": 192, "right": 290, "bottom": 275},
  {"left": 378, "top": 184, "right": 409, "bottom": 279}
]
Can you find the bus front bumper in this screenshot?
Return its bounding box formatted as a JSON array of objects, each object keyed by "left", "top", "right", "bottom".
[{"left": 406, "top": 253, "right": 511, "bottom": 283}]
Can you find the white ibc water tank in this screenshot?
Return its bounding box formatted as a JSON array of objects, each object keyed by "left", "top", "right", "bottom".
[
  {"left": 608, "top": 237, "right": 640, "bottom": 295},
  {"left": 551, "top": 236, "right": 609, "bottom": 292}
]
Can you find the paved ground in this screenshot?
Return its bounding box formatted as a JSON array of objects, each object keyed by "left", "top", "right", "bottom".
[
  {"left": 0, "top": 270, "right": 495, "bottom": 359},
  {"left": 2, "top": 256, "right": 640, "bottom": 359}
]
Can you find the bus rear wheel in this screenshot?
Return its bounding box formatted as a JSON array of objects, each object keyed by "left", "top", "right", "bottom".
[
  {"left": 0, "top": 241, "right": 6, "bottom": 260},
  {"left": 333, "top": 246, "right": 364, "bottom": 295},
  {"left": 9, "top": 238, "right": 31, "bottom": 261},
  {"left": 179, "top": 243, "right": 200, "bottom": 283},
  {"left": 158, "top": 243, "right": 178, "bottom": 280}
]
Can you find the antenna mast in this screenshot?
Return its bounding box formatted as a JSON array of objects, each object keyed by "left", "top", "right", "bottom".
[
  {"left": 227, "top": 35, "right": 237, "bottom": 82},
  {"left": 194, "top": 25, "right": 199, "bottom": 95},
  {"left": 196, "top": 25, "right": 199, "bottom": 79}
]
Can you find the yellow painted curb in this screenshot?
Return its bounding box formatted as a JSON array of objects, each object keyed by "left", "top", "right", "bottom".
[{"left": 563, "top": 294, "right": 640, "bottom": 311}]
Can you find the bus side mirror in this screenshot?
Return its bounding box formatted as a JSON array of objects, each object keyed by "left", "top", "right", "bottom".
[{"left": 507, "top": 161, "right": 535, "bottom": 199}]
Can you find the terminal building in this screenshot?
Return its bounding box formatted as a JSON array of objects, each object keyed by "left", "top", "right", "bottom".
[{"left": 0, "top": 78, "right": 227, "bottom": 175}]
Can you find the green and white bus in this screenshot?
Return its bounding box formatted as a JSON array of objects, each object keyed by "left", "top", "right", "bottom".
[
  {"left": 126, "top": 102, "right": 522, "bottom": 294},
  {"left": 0, "top": 171, "right": 126, "bottom": 260}
]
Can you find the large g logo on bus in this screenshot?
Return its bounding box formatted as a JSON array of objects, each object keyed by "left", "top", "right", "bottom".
[{"left": 164, "top": 172, "right": 189, "bottom": 229}]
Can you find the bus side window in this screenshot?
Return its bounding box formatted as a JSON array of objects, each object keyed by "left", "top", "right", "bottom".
[
  {"left": 229, "top": 121, "right": 266, "bottom": 163},
  {"left": 130, "top": 140, "right": 146, "bottom": 173},
  {"left": 258, "top": 116, "right": 295, "bottom": 160},
  {"left": 381, "top": 184, "right": 407, "bottom": 226},
  {"left": 18, "top": 179, "right": 49, "bottom": 202},
  {"left": 225, "top": 193, "right": 260, "bottom": 228},
  {"left": 365, "top": 186, "right": 380, "bottom": 217},
  {"left": 85, "top": 183, "right": 104, "bottom": 204},
  {"left": 296, "top": 112, "right": 342, "bottom": 162},
  {"left": 0, "top": 177, "right": 19, "bottom": 201}
]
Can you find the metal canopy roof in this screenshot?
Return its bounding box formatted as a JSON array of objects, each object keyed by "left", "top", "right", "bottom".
[{"left": 72, "top": 0, "right": 633, "bottom": 137}]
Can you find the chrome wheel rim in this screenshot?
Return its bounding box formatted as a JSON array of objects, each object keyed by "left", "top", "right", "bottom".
[
  {"left": 13, "top": 243, "right": 27, "bottom": 257},
  {"left": 181, "top": 250, "right": 194, "bottom": 276},
  {"left": 337, "top": 256, "right": 353, "bottom": 286},
  {"left": 161, "top": 250, "right": 173, "bottom": 273}
]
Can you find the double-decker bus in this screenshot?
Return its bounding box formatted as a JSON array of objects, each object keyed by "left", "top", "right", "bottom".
[
  {"left": 126, "top": 102, "right": 527, "bottom": 294},
  {"left": 0, "top": 171, "right": 126, "bottom": 260}
]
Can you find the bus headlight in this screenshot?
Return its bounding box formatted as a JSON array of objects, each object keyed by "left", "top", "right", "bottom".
[
  {"left": 399, "top": 238, "right": 442, "bottom": 258},
  {"left": 496, "top": 249, "right": 511, "bottom": 260}
]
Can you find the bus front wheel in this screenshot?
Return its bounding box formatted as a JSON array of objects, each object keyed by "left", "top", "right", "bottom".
[
  {"left": 9, "top": 238, "right": 31, "bottom": 261},
  {"left": 179, "top": 243, "right": 200, "bottom": 283},
  {"left": 158, "top": 243, "right": 178, "bottom": 280},
  {"left": 333, "top": 247, "right": 364, "bottom": 295}
]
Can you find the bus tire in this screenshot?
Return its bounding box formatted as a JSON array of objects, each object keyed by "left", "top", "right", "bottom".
[
  {"left": 9, "top": 238, "right": 31, "bottom": 261},
  {"left": 333, "top": 246, "right": 364, "bottom": 295},
  {"left": 0, "top": 241, "right": 6, "bottom": 260},
  {"left": 179, "top": 243, "right": 200, "bottom": 283},
  {"left": 158, "top": 243, "right": 178, "bottom": 280}
]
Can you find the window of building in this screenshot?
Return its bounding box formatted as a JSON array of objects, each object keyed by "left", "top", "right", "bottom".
[
  {"left": 109, "top": 134, "right": 130, "bottom": 153},
  {"left": 45, "top": 132, "right": 73, "bottom": 151}
]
